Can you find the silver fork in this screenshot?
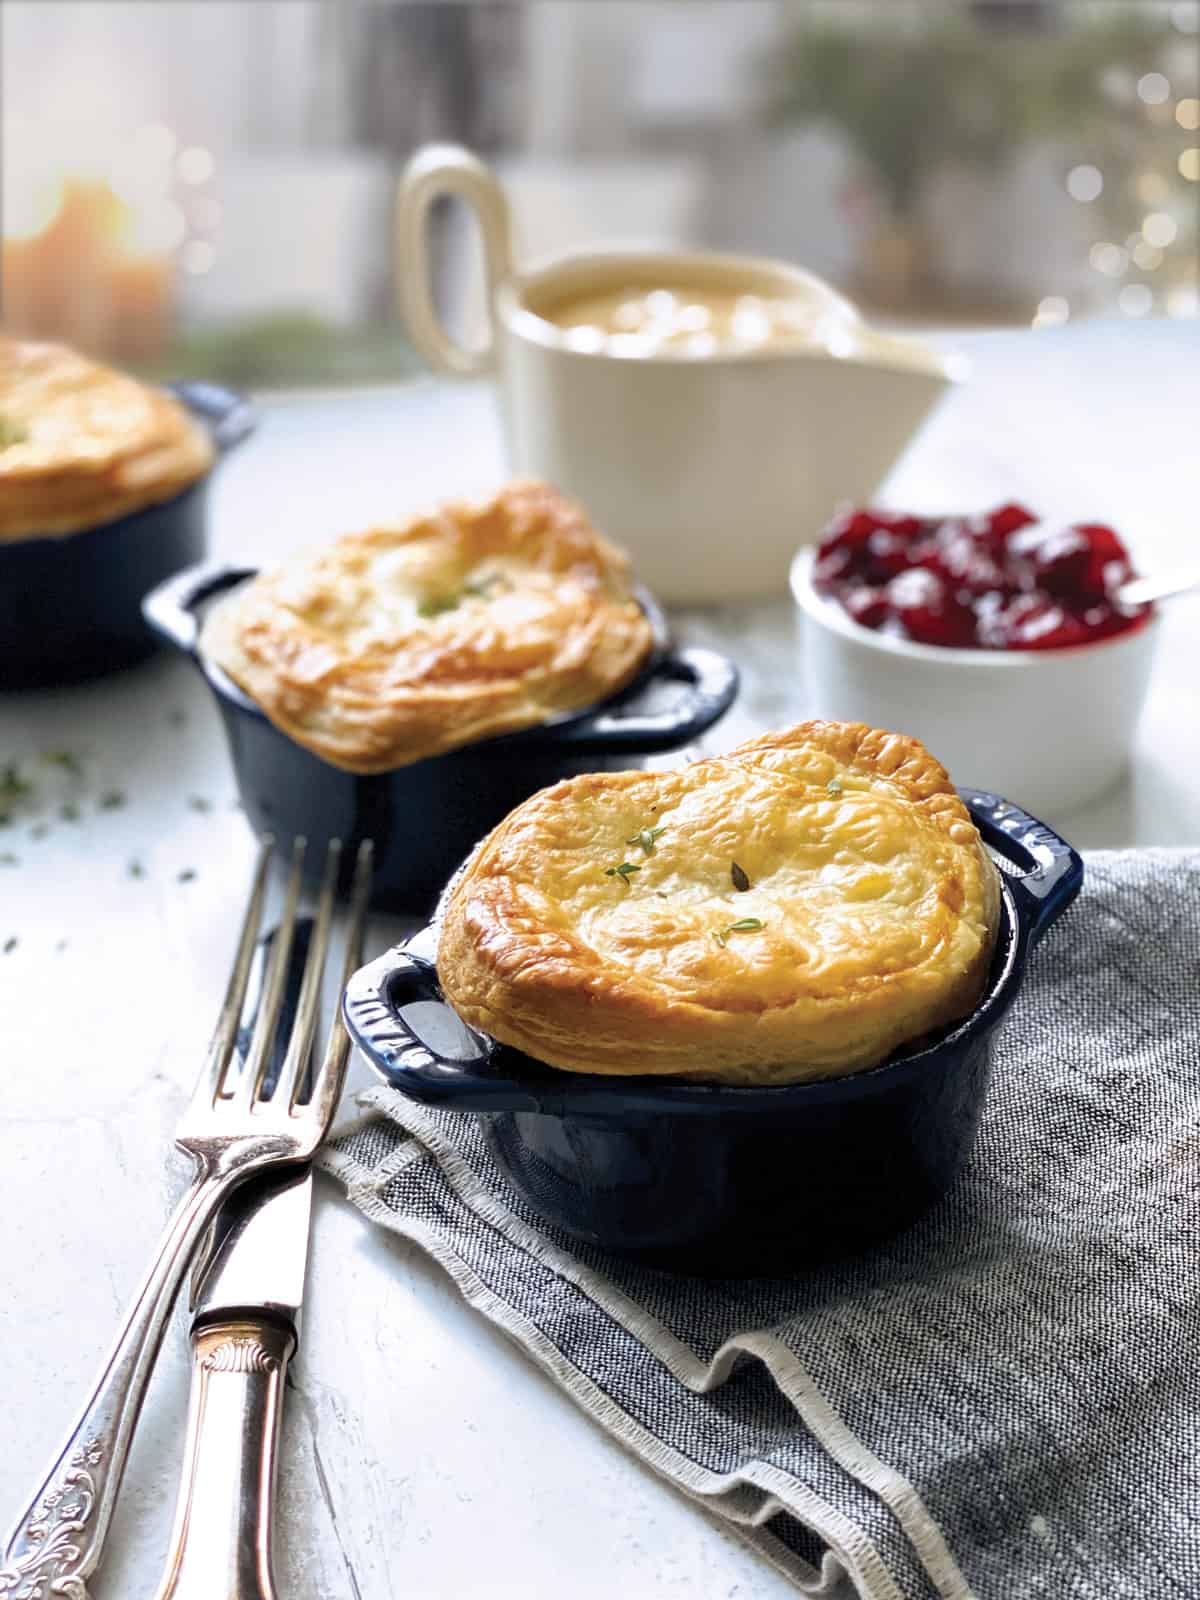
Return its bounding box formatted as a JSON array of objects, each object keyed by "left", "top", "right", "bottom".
[{"left": 0, "top": 835, "right": 372, "bottom": 1600}]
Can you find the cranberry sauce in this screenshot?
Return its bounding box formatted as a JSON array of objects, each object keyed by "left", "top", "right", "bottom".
[{"left": 812, "top": 504, "right": 1150, "bottom": 651}]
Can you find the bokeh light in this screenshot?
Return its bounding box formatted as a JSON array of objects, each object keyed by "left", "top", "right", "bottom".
[
  {"left": 177, "top": 146, "right": 214, "bottom": 186},
  {"left": 181, "top": 238, "right": 216, "bottom": 275},
  {"left": 1141, "top": 212, "right": 1178, "bottom": 247},
  {"left": 1137, "top": 72, "right": 1171, "bottom": 106},
  {"left": 1032, "top": 295, "right": 1069, "bottom": 328},
  {"left": 1066, "top": 164, "right": 1103, "bottom": 203},
  {"left": 1089, "top": 242, "right": 1127, "bottom": 277},
  {"left": 1118, "top": 283, "right": 1153, "bottom": 317},
  {"left": 1179, "top": 148, "right": 1200, "bottom": 181}
]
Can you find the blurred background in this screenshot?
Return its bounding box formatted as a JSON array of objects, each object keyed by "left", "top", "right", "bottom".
[{"left": 2, "top": 0, "right": 1197, "bottom": 388}]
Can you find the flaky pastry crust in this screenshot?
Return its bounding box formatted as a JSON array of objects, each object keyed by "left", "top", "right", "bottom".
[
  {"left": 201, "top": 480, "right": 656, "bottom": 773},
  {"left": 0, "top": 339, "right": 213, "bottom": 541},
  {"left": 438, "top": 721, "right": 1001, "bottom": 1084}
]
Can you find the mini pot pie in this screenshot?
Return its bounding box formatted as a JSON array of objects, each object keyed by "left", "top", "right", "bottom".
[
  {"left": 438, "top": 720, "right": 1001, "bottom": 1085},
  {"left": 201, "top": 479, "right": 656, "bottom": 774},
  {"left": 0, "top": 338, "right": 214, "bottom": 541}
]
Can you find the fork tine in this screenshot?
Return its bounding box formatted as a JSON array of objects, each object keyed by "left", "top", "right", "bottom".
[
  {"left": 235, "top": 836, "right": 307, "bottom": 1108},
  {"left": 274, "top": 837, "right": 342, "bottom": 1111},
  {"left": 306, "top": 838, "right": 374, "bottom": 1132},
  {"left": 199, "top": 835, "right": 274, "bottom": 1104}
]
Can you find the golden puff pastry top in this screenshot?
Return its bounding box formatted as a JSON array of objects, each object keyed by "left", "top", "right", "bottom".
[
  {"left": 0, "top": 339, "right": 214, "bottom": 540},
  {"left": 438, "top": 721, "right": 1001, "bottom": 1085},
  {"left": 201, "top": 480, "right": 656, "bottom": 773}
]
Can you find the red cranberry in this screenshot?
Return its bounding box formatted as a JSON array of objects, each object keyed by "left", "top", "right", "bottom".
[
  {"left": 812, "top": 502, "right": 1146, "bottom": 651},
  {"left": 1010, "top": 522, "right": 1127, "bottom": 608},
  {"left": 859, "top": 529, "right": 912, "bottom": 582},
  {"left": 885, "top": 569, "right": 979, "bottom": 647},
  {"left": 994, "top": 594, "right": 1090, "bottom": 650},
  {"left": 842, "top": 585, "right": 892, "bottom": 629},
  {"left": 913, "top": 518, "right": 1013, "bottom": 597},
  {"left": 813, "top": 544, "right": 855, "bottom": 585},
  {"left": 987, "top": 502, "right": 1038, "bottom": 539},
  {"left": 876, "top": 512, "right": 926, "bottom": 540},
  {"left": 822, "top": 508, "right": 887, "bottom": 551}
]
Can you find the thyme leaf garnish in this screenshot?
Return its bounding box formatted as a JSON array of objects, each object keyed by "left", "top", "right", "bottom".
[
  {"left": 604, "top": 861, "right": 640, "bottom": 884},
  {"left": 713, "top": 917, "right": 765, "bottom": 946},
  {"left": 0, "top": 415, "right": 28, "bottom": 450},
  {"left": 461, "top": 572, "right": 504, "bottom": 599},
  {"left": 626, "top": 825, "right": 666, "bottom": 855},
  {"left": 417, "top": 592, "right": 461, "bottom": 619},
  {"left": 420, "top": 571, "right": 505, "bottom": 618},
  {"left": 730, "top": 861, "right": 750, "bottom": 892},
  {"left": 826, "top": 777, "right": 843, "bottom": 796}
]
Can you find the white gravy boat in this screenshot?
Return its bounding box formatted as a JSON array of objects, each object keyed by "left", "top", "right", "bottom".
[{"left": 397, "top": 144, "right": 960, "bottom": 604}]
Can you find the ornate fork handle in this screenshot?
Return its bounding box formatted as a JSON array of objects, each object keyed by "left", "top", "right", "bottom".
[{"left": 0, "top": 1163, "right": 231, "bottom": 1600}]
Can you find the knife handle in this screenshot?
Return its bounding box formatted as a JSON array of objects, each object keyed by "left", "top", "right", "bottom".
[{"left": 153, "top": 1317, "right": 295, "bottom": 1600}]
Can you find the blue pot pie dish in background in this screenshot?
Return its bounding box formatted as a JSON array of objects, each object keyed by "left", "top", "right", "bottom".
[
  {"left": 144, "top": 480, "right": 739, "bottom": 908},
  {"left": 0, "top": 338, "right": 254, "bottom": 689}
]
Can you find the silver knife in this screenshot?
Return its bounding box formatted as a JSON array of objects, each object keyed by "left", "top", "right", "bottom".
[{"left": 152, "top": 1164, "right": 313, "bottom": 1600}]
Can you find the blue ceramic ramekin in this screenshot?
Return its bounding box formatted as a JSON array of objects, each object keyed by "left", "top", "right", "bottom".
[
  {"left": 143, "top": 563, "right": 739, "bottom": 910},
  {"left": 342, "top": 792, "right": 1082, "bottom": 1274},
  {"left": 0, "top": 380, "right": 255, "bottom": 689}
]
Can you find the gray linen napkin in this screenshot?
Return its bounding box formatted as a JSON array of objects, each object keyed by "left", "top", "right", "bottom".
[{"left": 319, "top": 850, "right": 1200, "bottom": 1600}]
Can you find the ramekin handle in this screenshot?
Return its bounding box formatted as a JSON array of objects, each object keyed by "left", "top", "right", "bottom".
[
  {"left": 961, "top": 789, "right": 1083, "bottom": 946},
  {"left": 168, "top": 381, "right": 258, "bottom": 454},
  {"left": 142, "top": 563, "right": 258, "bottom": 656},
  {"left": 554, "top": 648, "right": 739, "bottom": 756},
  {"left": 342, "top": 945, "right": 508, "bottom": 1082}
]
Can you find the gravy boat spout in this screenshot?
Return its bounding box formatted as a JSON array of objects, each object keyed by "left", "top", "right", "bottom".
[{"left": 799, "top": 312, "right": 963, "bottom": 528}]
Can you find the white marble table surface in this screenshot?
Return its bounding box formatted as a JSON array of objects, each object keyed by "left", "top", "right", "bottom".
[{"left": 2, "top": 319, "right": 1198, "bottom": 1600}]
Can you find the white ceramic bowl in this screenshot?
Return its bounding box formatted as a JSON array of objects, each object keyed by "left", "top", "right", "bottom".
[{"left": 790, "top": 546, "right": 1160, "bottom": 817}]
